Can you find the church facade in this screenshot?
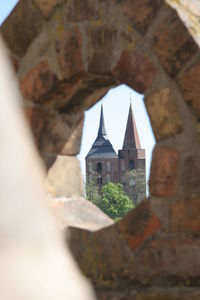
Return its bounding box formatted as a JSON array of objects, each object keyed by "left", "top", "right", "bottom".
[{"left": 85, "top": 103, "right": 146, "bottom": 202}]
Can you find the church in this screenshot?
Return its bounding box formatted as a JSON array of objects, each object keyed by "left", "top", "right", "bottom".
[{"left": 85, "top": 102, "right": 146, "bottom": 202}]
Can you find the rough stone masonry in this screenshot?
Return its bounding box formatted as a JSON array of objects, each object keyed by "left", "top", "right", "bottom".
[{"left": 1, "top": 0, "right": 200, "bottom": 299}]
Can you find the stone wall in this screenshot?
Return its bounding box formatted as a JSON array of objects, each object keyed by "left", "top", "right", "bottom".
[{"left": 1, "top": 0, "right": 200, "bottom": 299}]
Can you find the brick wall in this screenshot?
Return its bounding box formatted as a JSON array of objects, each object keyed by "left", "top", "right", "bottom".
[{"left": 2, "top": 0, "right": 200, "bottom": 298}]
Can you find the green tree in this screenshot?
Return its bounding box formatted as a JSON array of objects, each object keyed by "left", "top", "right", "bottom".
[
  {"left": 97, "top": 183, "right": 134, "bottom": 220},
  {"left": 85, "top": 172, "right": 100, "bottom": 205},
  {"left": 125, "top": 169, "right": 146, "bottom": 205}
]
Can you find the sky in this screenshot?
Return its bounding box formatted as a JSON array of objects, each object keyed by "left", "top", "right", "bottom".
[
  {"left": 0, "top": 1, "right": 18, "bottom": 25},
  {"left": 0, "top": 2, "right": 156, "bottom": 185}
]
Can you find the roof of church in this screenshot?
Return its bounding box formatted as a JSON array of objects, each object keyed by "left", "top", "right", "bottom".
[
  {"left": 122, "top": 103, "right": 141, "bottom": 149},
  {"left": 86, "top": 104, "right": 118, "bottom": 159},
  {"left": 98, "top": 104, "right": 107, "bottom": 137}
]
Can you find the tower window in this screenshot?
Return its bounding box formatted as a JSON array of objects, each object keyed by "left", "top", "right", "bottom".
[
  {"left": 129, "top": 159, "right": 135, "bottom": 170},
  {"left": 97, "top": 162, "right": 102, "bottom": 172},
  {"left": 88, "top": 162, "right": 92, "bottom": 172},
  {"left": 106, "top": 174, "right": 110, "bottom": 183},
  {"left": 107, "top": 161, "right": 111, "bottom": 172}
]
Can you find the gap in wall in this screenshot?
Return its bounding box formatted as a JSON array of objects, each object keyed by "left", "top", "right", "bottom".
[{"left": 78, "top": 84, "right": 156, "bottom": 218}]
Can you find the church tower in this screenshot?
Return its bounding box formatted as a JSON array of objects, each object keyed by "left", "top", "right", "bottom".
[
  {"left": 118, "top": 103, "right": 146, "bottom": 202},
  {"left": 85, "top": 104, "right": 119, "bottom": 188}
]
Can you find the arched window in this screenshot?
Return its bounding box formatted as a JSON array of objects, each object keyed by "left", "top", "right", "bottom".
[
  {"left": 97, "top": 175, "right": 102, "bottom": 184},
  {"left": 107, "top": 161, "right": 111, "bottom": 172},
  {"left": 129, "top": 159, "right": 135, "bottom": 170},
  {"left": 88, "top": 162, "right": 92, "bottom": 172},
  {"left": 106, "top": 174, "right": 110, "bottom": 183},
  {"left": 97, "top": 162, "right": 102, "bottom": 172}
]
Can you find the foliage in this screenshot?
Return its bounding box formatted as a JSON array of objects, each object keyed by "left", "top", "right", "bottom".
[
  {"left": 85, "top": 172, "right": 100, "bottom": 205},
  {"left": 95, "top": 183, "right": 134, "bottom": 220},
  {"left": 99, "top": 183, "right": 134, "bottom": 219},
  {"left": 125, "top": 169, "right": 146, "bottom": 205}
]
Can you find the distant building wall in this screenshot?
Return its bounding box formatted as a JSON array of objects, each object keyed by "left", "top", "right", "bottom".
[
  {"left": 118, "top": 148, "right": 146, "bottom": 203},
  {"left": 86, "top": 157, "right": 119, "bottom": 186}
]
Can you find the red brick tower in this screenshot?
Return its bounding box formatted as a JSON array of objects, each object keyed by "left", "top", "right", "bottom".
[{"left": 118, "top": 103, "right": 146, "bottom": 202}]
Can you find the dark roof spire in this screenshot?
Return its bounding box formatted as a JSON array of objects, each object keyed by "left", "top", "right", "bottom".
[
  {"left": 86, "top": 103, "right": 117, "bottom": 159},
  {"left": 98, "top": 103, "right": 107, "bottom": 137},
  {"left": 122, "top": 102, "right": 141, "bottom": 149}
]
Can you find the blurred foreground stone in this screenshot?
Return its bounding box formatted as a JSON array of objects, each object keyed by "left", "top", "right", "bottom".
[
  {"left": 50, "top": 197, "right": 114, "bottom": 231},
  {"left": 0, "top": 35, "right": 95, "bottom": 300},
  {"left": 167, "top": 0, "right": 200, "bottom": 47}
]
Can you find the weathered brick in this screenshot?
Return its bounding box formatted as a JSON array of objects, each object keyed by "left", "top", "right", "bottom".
[
  {"left": 64, "top": 0, "right": 99, "bottom": 22},
  {"left": 149, "top": 146, "right": 180, "bottom": 197},
  {"left": 145, "top": 87, "right": 183, "bottom": 140},
  {"left": 88, "top": 25, "right": 117, "bottom": 75},
  {"left": 45, "top": 77, "right": 112, "bottom": 112},
  {"left": 61, "top": 116, "right": 84, "bottom": 155},
  {"left": 113, "top": 50, "right": 156, "bottom": 93},
  {"left": 29, "top": 107, "right": 83, "bottom": 155},
  {"left": 1, "top": 0, "right": 44, "bottom": 57},
  {"left": 152, "top": 9, "right": 198, "bottom": 77},
  {"left": 177, "top": 57, "right": 200, "bottom": 119},
  {"left": 119, "top": 201, "right": 161, "bottom": 251},
  {"left": 33, "top": 0, "right": 59, "bottom": 18},
  {"left": 20, "top": 59, "right": 57, "bottom": 102},
  {"left": 98, "top": 288, "right": 200, "bottom": 300},
  {"left": 171, "top": 198, "right": 200, "bottom": 234},
  {"left": 69, "top": 225, "right": 127, "bottom": 279},
  {"left": 133, "top": 237, "right": 200, "bottom": 279},
  {"left": 42, "top": 80, "right": 82, "bottom": 109},
  {"left": 180, "top": 155, "right": 200, "bottom": 198},
  {"left": 55, "top": 28, "right": 84, "bottom": 80},
  {"left": 134, "top": 290, "right": 200, "bottom": 300},
  {"left": 120, "top": 0, "right": 163, "bottom": 35}
]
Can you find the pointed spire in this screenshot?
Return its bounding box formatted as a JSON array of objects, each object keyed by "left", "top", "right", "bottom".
[
  {"left": 123, "top": 102, "right": 141, "bottom": 149},
  {"left": 98, "top": 103, "right": 107, "bottom": 137}
]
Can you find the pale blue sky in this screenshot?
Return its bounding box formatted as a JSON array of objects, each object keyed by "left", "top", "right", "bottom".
[
  {"left": 0, "top": 1, "right": 18, "bottom": 24},
  {"left": 0, "top": 2, "right": 156, "bottom": 185}
]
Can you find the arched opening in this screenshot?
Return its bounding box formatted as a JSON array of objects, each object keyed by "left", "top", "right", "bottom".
[
  {"left": 78, "top": 84, "right": 155, "bottom": 215},
  {"left": 129, "top": 159, "right": 135, "bottom": 170},
  {"left": 97, "top": 162, "right": 102, "bottom": 173},
  {"left": 79, "top": 85, "right": 155, "bottom": 191}
]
